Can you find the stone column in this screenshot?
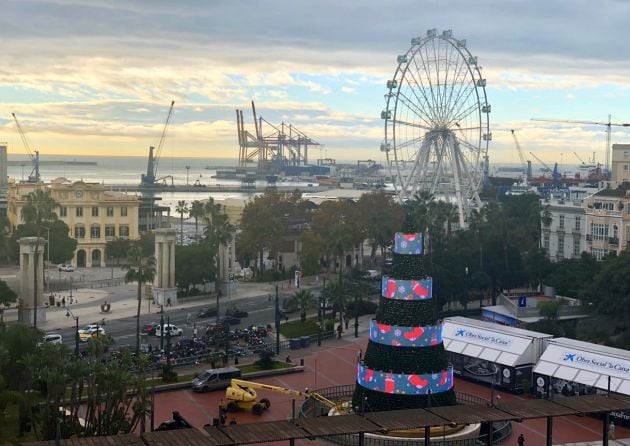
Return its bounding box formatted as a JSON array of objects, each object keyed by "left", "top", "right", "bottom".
[
  {"left": 153, "top": 228, "right": 177, "bottom": 307},
  {"left": 19, "top": 237, "right": 46, "bottom": 325}
]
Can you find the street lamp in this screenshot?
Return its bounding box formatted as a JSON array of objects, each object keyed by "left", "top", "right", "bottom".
[
  {"left": 464, "top": 266, "right": 469, "bottom": 313},
  {"left": 65, "top": 308, "right": 80, "bottom": 358},
  {"left": 185, "top": 165, "right": 190, "bottom": 186},
  {"left": 43, "top": 226, "right": 51, "bottom": 294}
]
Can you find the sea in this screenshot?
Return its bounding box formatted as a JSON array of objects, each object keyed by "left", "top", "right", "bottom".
[{"left": 5, "top": 154, "right": 308, "bottom": 214}]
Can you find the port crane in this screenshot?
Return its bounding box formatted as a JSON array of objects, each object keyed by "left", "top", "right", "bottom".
[
  {"left": 531, "top": 116, "right": 630, "bottom": 173},
  {"left": 224, "top": 378, "right": 338, "bottom": 415},
  {"left": 529, "top": 151, "right": 561, "bottom": 188},
  {"left": 141, "top": 101, "right": 175, "bottom": 187},
  {"left": 509, "top": 130, "right": 532, "bottom": 179},
  {"left": 12, "top": 113, "right": 41, "bottom": 183}
]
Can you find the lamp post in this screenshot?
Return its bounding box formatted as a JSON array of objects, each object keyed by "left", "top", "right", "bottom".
[
  {"left": 354, "top": 287, "right": 359, "bottom": 338},
  {"left": 317, "top": 292, "right": 322, "bottom": 347},
  {"left": 65, "top": 308, "right": 79, "bottom": 358},
  {"left": 185, "top": 165, "right": 190, "bottom": 186},
  {"left": 464, "top": 266, "right": 469, "bottom": 313},
  {"left": 41, "top": 225, "right": 51, "bottom": 294}
]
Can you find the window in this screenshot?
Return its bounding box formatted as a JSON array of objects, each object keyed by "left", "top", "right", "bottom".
[
  {"left": 625, "top": 165, "right": 628, "bottom": 171},
  {"left": 59, "top": 207, "right": 67, "bottom": 217},
  {"left": 543, "top": 233, "right": 550, "bottom": 253},
  {"left": 558, "top": 215, "right": 565, "bottom": 230},
  {"left": 592, "top": 248, "right": 607, "bottom": 261},
  {"left": 573, "top": 237, "right": 581, "bottom": 256},
  {"left": 613, "top": 225, "right": 619, "bottom": 240},
  {"left": 591, "top": 223, "right": 608, "bottom": 241},
  {"left": 575, "top": 216, "right": 581, "bottom": 231},
  {"left": 105, "top": 226, "right": 115, "bottom": 238},
  {"left": 107, "top": 207, "right": 114, "bottom": 217},
  {"left": 74, "top": 226, "right": 85, "bottom": 239},
  {"left": 90, "top": 225, "right": 100, "bottom": 239},
  {"left": 76, "top": 207, "right": 83, "bottom": 217},
  {"left": 92, "top": 207, "right": 99, "bottom": 217},
  {"left": 120, "top": 207, "right": 128, "bottom": 217},
  {"left": 119, "top": 225, "right": 129, "bottom": 238},
  {"left": 557, "top": 237, "right": 564, "bottom": 258}
]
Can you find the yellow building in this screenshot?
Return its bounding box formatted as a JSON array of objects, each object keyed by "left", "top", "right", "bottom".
[
  {"left": 583, "top": 184, "right": 630, "bottom": 260},
  {"left": 7, "top": 178, "right": 140, "bottom": 267}
]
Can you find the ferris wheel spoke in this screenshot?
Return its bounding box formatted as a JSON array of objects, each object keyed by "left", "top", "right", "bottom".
[
  {"left": 395, "top": 134, "right": 426, "bottom": 153},
  {"left": 407, "top": 57, "right": 439, "bottom": 123},
  {"left": 441, "top": 41, "right": 460, "bottom": 121},
  {"left": 396, "top": 90, "right": 434, "bottom": 128},
  {"left": 450, "top": 99, "right": 479, "bottom": 126},
  {"left": 416, "top": 43, "right": 440, "bottom": 120},
  {"left": 391, "top": 118, "right": 432, "bottom": 132},
  {"left": 447, "top": 79, "right": 477, "bottom": 123},
  {"left": 443, "top": 53, "right": 471, "bottom": 122}
]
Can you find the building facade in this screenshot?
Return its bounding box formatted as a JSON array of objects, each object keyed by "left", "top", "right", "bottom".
[
  {"left": 583, "top": 185, "right": 630, "bottom": 260},
  {"left": 8, "top": 179, "right": 140, "bottom": 267},
  {"left": 541, "top": 191, "right": 588, "bottom": 262},
  {"left": 611, "top": 143, "right": 630, "bottom": 186}
]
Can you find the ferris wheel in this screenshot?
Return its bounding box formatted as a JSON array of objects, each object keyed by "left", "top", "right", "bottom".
[{"left": 381, "top": 29, "right": 491, "bottom": 228}]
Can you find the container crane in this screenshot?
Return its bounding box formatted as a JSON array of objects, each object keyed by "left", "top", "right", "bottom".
[
  {"left": 141, "top": 101, "right": 175, "bottom": 186},
  {"left": 510, "top": 130, "right": 532, "bottom": 179},
  {"left": 531, "top": 116, "right": 630, "bottom": 173},
  {"left": 12, "top": 113, "right": 41, "bottom": 183},
  {"left": 224, "top": 378, "right": 338, "bottom": 415}
]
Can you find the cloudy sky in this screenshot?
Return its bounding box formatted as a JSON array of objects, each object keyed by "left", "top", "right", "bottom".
[{"left": 0, "top": 0, "right": 629, "bottom": 166}]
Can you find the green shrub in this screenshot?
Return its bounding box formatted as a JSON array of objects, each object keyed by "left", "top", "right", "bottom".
[
  {"left": 161, "top": 365, "right": 177, "bottom": 383},
  {"left": 254, "top": 350, "right": 275, "bottom": 369}
]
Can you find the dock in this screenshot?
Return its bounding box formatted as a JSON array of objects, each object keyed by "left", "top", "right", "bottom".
[{"left": 103, "top": 183, "right": 331, "bottom": 194}]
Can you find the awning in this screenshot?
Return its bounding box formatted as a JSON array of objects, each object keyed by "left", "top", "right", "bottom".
[
  {"left": 442, "top": 317, "right": 551, "bottom": 367},
  {"left": 533, "top": 338, "right": 630, "bottom": 395}
]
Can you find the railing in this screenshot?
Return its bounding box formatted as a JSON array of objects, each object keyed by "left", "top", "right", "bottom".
[
  {"left": 300, "top": 386, "right": 511, "bottom": 445},
  {"left": 609, "top": 237, "right": 619, "bottom": 245}
]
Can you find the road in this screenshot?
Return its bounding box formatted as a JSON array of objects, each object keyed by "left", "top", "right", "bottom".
[{"left": 57, "top": 291, "right": 299, "bottom": 350}]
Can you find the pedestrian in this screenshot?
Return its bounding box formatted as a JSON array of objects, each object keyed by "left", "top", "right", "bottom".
[
  {"left": 229, "top": 417, "right": 237, "bottom": 425},
  {"left": 517, "top": 433, "right": 525, "bottom": 446},
  {"left": 609, "top": 420, "right": 616, "bottom": 440},
  {"left": 186, "top": 312, "right": 191, "bottom": 327},
  {"left": 166, "top": 297, "right": 172, "bottom": 307},
  {"left": 337, "top": 324, "right": 342, "bottom": 339},
  {"left": 285, "top": 355, "right": 292, "bottom": 363},
  {"left": 62, "top": 296, "right": 66, "bottom": 307},
  {"left": 193, "top": 324, "right": 198, "bottom": 339},
  {"left": 345, "top": 317, "right": 349, "bottom": 330}
]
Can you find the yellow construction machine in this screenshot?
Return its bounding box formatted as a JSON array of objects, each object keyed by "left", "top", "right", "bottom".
[{"left": 223, "top": 379, "right": 337, "bottom": 415}]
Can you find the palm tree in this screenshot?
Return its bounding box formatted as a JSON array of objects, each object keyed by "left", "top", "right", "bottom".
[
  {"left": 189, "top": 200, "right": 205, "bottom": 242},
  {"left": 290, "top": 290, "right": 315, "bottom": 322},
  {"left": 124, "top": 246, "right": 156, "bottom": 356},
  {"left": 175, "top": 200, "right": 189, "bottom": 245},
  {"left": 204, "top": 198, "right": 235, "bottom": 294},
  {"left": 21, "top": 189, "right": 58, "bottom": 328}
]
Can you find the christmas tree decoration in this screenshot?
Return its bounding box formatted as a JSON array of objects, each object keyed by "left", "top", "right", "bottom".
[{"left": 352, "top": 232, "right": 456, "bottom": 412}]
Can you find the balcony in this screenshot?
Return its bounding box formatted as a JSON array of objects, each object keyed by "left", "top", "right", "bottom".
[
  {"left": 609, "top": 237, "right": 619, "bottom": 246},
  {"left": 586, "top": 234, "right": 593, "bottom": 241}
]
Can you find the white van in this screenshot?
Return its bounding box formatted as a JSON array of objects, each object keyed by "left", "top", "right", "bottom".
[{"left": 191, "top": 366, "right": 241, "bottom": 393}]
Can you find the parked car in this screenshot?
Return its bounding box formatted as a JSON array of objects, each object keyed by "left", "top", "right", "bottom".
[
  {"left": 363, "top": 269, "right": 380, "bottom": 280},
  {"left": 197, "top": 307, "right": 217, "bottom": 318},
  {"left": 42, "top": 333, "right": 63, "bottom": 345},
  {"left": 142, "top": 322, "right": 160, "bottom": 335},
  {"left": 155, "top": 324, "right": 183, "bottom": 337},
  {"left": 58, "top": 263, "right": 75, "bottom": 272}
]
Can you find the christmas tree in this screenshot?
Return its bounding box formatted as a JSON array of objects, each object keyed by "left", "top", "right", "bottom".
[{"left": 352, "top": 232, "right": 456, "bottom": 411}]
